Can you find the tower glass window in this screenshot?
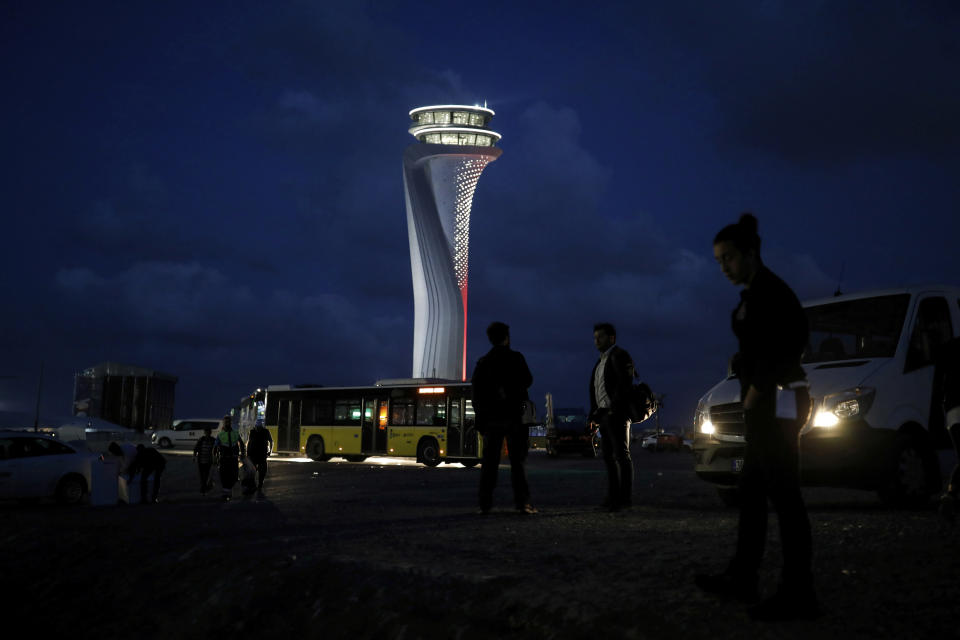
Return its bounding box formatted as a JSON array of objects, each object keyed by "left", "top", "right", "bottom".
[
  {"left": 434, "top": 111, "right": 451, "bottom": 124},
  {"left": 452, "top": 111, "right": 469, "bottom": 124}
]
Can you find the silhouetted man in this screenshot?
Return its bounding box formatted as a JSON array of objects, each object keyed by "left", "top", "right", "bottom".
[
  {"left": 589, "top": 322, "right": 636, "bottom": 511},
  {"left": 246, "top": 423, "right": 273, "bottom": 499},
  {"left": 472, "top": 321, "right": 536, "bottom": 515}
]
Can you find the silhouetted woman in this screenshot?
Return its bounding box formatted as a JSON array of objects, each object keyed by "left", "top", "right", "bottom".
[{"left": 695, "top": 213, "right": 818, "bottom": 621}]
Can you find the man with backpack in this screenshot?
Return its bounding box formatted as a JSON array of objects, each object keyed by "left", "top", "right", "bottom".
[{"left": 589, "top": 322, "right": 637, "bottom": 512}]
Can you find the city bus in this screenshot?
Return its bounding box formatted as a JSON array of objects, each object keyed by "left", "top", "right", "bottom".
[{"left": 263, "top": 381, "right": 481, "bottom": 466}]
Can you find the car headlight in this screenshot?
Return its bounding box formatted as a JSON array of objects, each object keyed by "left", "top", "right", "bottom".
[
  {"left": 695, "top": 401, "right": 715, "bottom": 435},
  {"left": 813, "top": 387, "right": 875, "bottom": 428}
]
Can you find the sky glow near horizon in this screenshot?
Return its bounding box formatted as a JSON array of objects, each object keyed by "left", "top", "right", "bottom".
[{"left": 1, "top": 1, "right": 958, "bottom": 429}]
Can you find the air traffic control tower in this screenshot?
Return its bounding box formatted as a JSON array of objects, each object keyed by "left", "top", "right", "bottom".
[{"left": 402, "top": 105, "right": 502, "bottom": 381}]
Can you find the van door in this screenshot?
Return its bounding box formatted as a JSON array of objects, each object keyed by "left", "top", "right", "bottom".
[{"left": 901, "top": 296, "right": 954, "bottom": 439}]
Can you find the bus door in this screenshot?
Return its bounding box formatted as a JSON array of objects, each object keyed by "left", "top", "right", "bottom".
[
  {"left": 361, "top": 396, "right": 390, "bottom": 455},
  {"left": 447, "top": 397, "right": 463, "bottom": 456},
  {"left": 278, "top": 398, "right": 302, "bottom": 453},
  {"left": 375, "top": 398, "right": 389, "bottom": 453},
  {"left": 463, "top": 399, "right": 479, "bottom": 457}
]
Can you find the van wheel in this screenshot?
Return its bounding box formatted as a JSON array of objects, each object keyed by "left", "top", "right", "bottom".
[
  {"left": 418, "top": 438, "right": 441, "bottom": 467},
  {"left": 306, "top": 436, "right": 330, "bottom": 462},
  {"left": 158, "top": 437, "right": 172, "bottom": 448},
  {"left": 56, "top": 474, "right": 87, "bottom": 505},
  {"left": 878, "top": 435, "right": 938, "bottom": 507},
  {"left": 717, "top": 486, "right": 741, "bottom": 508}
]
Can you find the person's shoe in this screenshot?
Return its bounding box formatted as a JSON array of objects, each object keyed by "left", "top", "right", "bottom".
[
  {"left": 477, "top": 506, "right": 491, "bottom": 515},
  {"left": 517, "top": 504, "right": 538, "bottom": 515},
  {"left": 747, "top": 588, "right": 820, "bottom": 622},
  {"left": 256, "top": 490, "right": 265, "bottom": 500},
  {"left": 938, "top": 493, "right": 957, "bottom": 525},
  {"left": 695, "top": 571, "right": 759, "bottom": 603}
]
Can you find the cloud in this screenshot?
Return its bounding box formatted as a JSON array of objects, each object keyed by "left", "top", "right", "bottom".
[{"left": 697, "top": 2, "right": 960, "bottom": 163}]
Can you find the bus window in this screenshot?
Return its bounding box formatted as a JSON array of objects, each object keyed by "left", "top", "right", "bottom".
[
  {"left": 449, "top": 399, "right": 461, "bottom": 427},
  {"left": 265, "top": 396, "right": 280, "bottom": 425},
  {"left": 464, "top": 399, "right": 476, "bottom": 429},
  {"left": 391, "top": 399, "right": 415, "bottom": 425},
  {"left": 303, "top": 399, "right": 333, "bottom": 425},
  {"left": 334, "top": 398, "right": 361, "bottom": 425},
  {"left": 906, "top": 296, "right": 953, "bottom": 372},
  {"left": 416, "top": 396, "right": 447, "bottom": 426}
]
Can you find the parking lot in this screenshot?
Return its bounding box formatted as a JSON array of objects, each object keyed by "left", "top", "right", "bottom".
[{"left": 2, "top": 444, "right": 959, "bottom": 639}]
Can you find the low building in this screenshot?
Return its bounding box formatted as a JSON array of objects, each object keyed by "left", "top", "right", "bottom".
[{"left": 73, "top": 362, "right": 177, "bottom": 431}]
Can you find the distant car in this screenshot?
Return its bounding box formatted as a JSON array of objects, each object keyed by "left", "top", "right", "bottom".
[
  {"left": 151, "top": 419, "right": 221, "bottom": 449},
  {"left": 547, "top": 409, "right": 600, "bottom": 457},
  {"left": 641, "top": 432, "right": 682, "bottom": 452},
  {"left": 0, "top": 430, "right": 102, "bottom": 504}
]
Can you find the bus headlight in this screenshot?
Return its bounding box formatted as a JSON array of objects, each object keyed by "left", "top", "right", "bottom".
[
  {"left": 813, "top": 387, "right": 875, "bottom": 428},
  {"left": 700, "top": 420, "right": 716, "bottom": 435}
]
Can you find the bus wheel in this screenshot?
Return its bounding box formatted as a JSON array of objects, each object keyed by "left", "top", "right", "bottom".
[
  {"left": 418, "top": 438, "right": 441, "bottom": 467},
  {"left": 878, "top": 435, "right": 939, "bottom": 507},
  {"left": 306, "top": 436, "right": 330, "bottom": 462},
  {"left": 460, "top": 459, "right": 480, "bottom": 468},
  {"left": 344, "top": 455, "right": 367, "bottom": 463}
]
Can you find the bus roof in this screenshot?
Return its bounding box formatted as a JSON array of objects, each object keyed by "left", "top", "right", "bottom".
[{"left": 265, "top": 381, "right": 471, "bottom": 393}]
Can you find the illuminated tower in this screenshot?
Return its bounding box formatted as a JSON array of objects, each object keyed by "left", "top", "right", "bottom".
[{"left": 403, "top": 105, "right": 502, "bottom": 380}]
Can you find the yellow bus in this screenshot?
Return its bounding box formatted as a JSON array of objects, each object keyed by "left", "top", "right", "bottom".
[{"left": 263, "top": 381, "right": 481, "bottom": 466}]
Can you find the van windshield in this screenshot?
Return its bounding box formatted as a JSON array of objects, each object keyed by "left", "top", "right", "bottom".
[{"left": 802, "top": 294, "right": 910, "bottom": 363}]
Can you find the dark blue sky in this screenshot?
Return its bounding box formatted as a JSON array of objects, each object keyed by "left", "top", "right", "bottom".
[{"left": 2, "top": 1, "right": 958, "bottom": 429}]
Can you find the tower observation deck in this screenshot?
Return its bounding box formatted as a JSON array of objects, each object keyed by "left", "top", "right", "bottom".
[{"left": 402, "top": 105, "right": 502, "bottom": 381}]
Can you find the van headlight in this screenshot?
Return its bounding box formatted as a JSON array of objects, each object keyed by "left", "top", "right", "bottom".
[
  {"left": 695, "top": 401, "right": 715, "bottom": 435},
  {"left": 813, "top": 387, "right": 875, "bottom": 428}
]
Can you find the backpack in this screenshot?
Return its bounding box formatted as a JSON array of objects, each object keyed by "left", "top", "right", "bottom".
[{"left": 628, "top": 379, "right": 656, "bottom": 423}]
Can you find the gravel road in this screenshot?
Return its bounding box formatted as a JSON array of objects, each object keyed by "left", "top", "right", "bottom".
[{"left": 2, "top": 445, "right": 958, "bottom": 639}]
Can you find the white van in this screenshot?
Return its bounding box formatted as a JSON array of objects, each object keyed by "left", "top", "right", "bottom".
[
  {"left": 151, "top": 418, "right": 222, "bottom": 449},
  {"left": 693, "top": 285, "right": 960, "bottom": 506}
]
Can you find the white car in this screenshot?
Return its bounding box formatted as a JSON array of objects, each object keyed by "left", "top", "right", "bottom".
[
  {"left": 151, "top": 418, "right": 221, "bottom": 449},
  {"left": 0, "top": 430, "right": 102, "bottom": 504}
]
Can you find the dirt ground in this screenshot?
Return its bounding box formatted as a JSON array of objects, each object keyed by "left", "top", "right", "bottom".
[{"left": 2, "top": 447, "right": 959, "bottom": 640}]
